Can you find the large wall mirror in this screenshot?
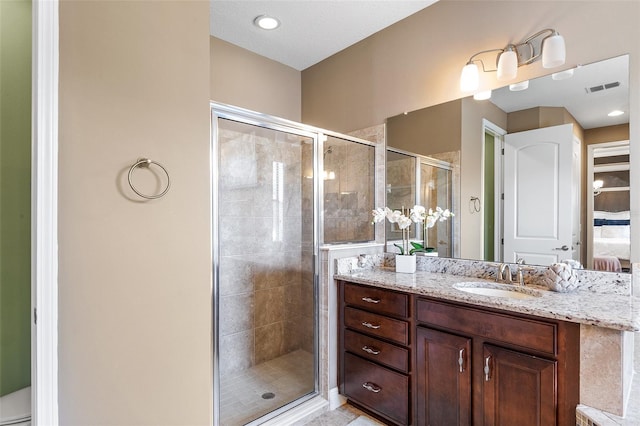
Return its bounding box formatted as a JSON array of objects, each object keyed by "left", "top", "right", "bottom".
[{"left": 387, "top": 54, "right": 630, "bottom": 273}]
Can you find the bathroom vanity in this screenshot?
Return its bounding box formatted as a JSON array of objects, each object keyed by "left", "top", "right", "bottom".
[{"left": 335, "top": 257, "right": 639, "bottom": 426}]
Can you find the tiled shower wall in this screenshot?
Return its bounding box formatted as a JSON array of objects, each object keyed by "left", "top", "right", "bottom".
[
  {"left": 323, "top": 138, "right": 375, "bottom": 244},
  {"left": 218, "top": 126, "right": 314, "bottom": 378}
]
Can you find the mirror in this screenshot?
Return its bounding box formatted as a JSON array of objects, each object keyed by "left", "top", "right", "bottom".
[{"left": 386, "top": 55, "right": 630, "bottom": 272}]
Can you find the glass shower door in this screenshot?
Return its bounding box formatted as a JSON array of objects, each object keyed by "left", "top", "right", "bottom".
[{"left": 214, "top": 116, "right": 317, "bottom": 426}]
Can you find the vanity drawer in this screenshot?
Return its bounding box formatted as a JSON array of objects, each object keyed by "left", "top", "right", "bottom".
[
  {"left": 343, "top": 352, "right": 409, "bottom": 425},
  {"left": 344, "top": 329, "right": 409, "bottom": 373},
  {"left": 344, "top": 282, "right": 409, "bottom": 318},
  {"left": 344, "top": 306, "right": 409, "bottom": 345},
  {"left": 416, "top": 299, "right": 557, "bottom": 356}
]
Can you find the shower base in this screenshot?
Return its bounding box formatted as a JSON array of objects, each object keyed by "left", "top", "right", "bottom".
[{"left": 220, "top": 349, "right": 314, "bottom": 425}]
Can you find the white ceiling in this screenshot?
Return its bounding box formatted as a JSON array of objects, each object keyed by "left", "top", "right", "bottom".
[
  {"left": 211, "top": 1, "right": 629, "bottom": 129},
  {"left": 210, "top": 0, "right": 437, "bottom": 71}
]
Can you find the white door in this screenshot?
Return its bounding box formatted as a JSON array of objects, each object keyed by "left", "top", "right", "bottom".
[{"left": 503, "top": 124, "right": 574, "bottom": 265}]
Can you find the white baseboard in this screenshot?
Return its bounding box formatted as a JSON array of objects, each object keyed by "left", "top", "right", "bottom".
[{"left": 329, "top": 387, "right": 347, "bottom": 410}]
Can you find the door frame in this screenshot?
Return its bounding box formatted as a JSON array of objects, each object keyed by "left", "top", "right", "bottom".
[
  {"left": 32, "top": 0, "right": 59, "bottom": 424},
  {"left": 586, "top": 140, "right": 630, "bottom": 269},
  {"left": 482, "top": 119, "right": 506, "bottom": 262}
]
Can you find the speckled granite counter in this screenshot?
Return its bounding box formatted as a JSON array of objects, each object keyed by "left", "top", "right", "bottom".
[{"left": 334, "top": 257, "right": 640, "bottom": 332}]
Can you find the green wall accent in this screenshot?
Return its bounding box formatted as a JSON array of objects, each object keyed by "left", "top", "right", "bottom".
[
  {"left": 483, "top": 132, "right": 495, "bottom": 261},
  {"left": 0, "top": 0, "right": 32, "bottom": 396}
]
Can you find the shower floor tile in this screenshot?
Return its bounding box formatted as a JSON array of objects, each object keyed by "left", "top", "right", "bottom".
[{"left": 220, "top": 349, "right": 315, "bottom": 425}]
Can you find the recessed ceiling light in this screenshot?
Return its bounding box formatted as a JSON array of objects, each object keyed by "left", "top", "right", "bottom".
[
  {"left": 254, "top": 15, "right": 280, "bottom": 30},
  {"left": 608, "top": 110, "right": 625, "bottom": 117}
]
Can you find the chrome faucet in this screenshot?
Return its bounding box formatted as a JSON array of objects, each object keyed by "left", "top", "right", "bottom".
[
  {"left": 514, "top": 258, "right": 526, "bottom": 286},
  {"left": 497, "top": 263, "right": 513, "bottom": 283}
]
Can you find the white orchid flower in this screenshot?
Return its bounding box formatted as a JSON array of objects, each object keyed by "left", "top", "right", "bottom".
[
  {"left": 426, "top": 215, "right": 437, "bottom": 228},
  {"left": 410, "top": 205, "right": 426, "bottom": 222},
  {"left": 371, "top": 207, "right": 387, "bottom": 223},
  {"left": 397, "top": 215, "right": 412, "bottom": 230},
  {"left": 386, "top": 209, "right": 403, "bottom": 223}
]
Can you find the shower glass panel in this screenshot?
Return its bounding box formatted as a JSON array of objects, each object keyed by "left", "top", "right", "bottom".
[
  {"left": 323, "top": 136, "right": 375, "bottom": 244},
  {"left": 385, "top": 151, "right": 416, "bottom": 244},
  {"left": 215, "top": 116, "right": 316, "bottom": 426},
  {"left": 420, "top": 161, "right": 453, "bottom": 257}
]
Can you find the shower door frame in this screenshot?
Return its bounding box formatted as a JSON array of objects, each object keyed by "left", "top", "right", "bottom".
[{"left": 210, "top": 102, "right": 322, "bottom": 426}]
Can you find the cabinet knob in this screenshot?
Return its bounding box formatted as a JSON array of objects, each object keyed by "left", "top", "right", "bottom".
[
  {"left": 361, "top": 321, "right": 381, "bottom": 329},
  {"left": 362, "top": 345, "right": 381, "bottom": 355},
  {"left": 361, "top": 296, "right": 381, "bottom": 304},
  {"left": 362, "top": 382, "right": 381, "bottom": 393}
]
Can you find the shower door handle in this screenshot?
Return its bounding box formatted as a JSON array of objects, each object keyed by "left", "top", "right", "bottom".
[{"left": 361, "top": 321, "right": 381, "bottom": 329}]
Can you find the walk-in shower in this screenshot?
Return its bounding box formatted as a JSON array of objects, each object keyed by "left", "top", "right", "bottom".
[
  {"left": 212, "top": 105, "right": 318, "bottom": 426},
  {"left": 211, "top": 103, "right": 378, "bottom": 425}
]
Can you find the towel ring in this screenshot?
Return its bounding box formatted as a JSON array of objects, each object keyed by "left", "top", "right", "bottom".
[{"left": 127, "top": 158, "right": 170, "bottom": 199}]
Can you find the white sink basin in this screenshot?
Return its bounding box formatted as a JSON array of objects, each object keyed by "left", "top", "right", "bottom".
[{"left": 453, "top": 282, "right": 542, "bottom": 299}]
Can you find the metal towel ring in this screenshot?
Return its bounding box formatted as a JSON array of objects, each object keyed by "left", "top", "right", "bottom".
[{"left": 127, "top": 158, "right": 170, "bottom": 199}]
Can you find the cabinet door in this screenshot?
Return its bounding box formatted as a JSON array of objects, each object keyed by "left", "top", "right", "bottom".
[
  {"left": 416, "top": 327, "right": 472, "bottom": 426},
  {"left": 483, "top": 344, "right": 556, "bottom": 426}
]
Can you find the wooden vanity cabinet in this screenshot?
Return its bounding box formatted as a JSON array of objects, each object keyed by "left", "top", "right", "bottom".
[
  {"left": 338, "top": 280, "right": 580, "bottom": 426},
  {"left": 338, "top": 281, "right": 412, "bottom": 425},
  {"left": 416, "top": 298, "right": 580, "bottom": 426}
]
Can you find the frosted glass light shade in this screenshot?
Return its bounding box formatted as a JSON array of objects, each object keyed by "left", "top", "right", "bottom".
[
  {"left": 542, "top": 33, "right": 565, "bottom": 68},
  {"left": 509, "top": 80, "right": 529, "bottom": 91},
  {"left": 473, "top": 90, "right": 491, "bottom": 100},
  {"left": 460, "top": 63, "right": 479, "bottom": 92},
  {"left": 497, "top": 49, "right": 518, "bottom": 81}
]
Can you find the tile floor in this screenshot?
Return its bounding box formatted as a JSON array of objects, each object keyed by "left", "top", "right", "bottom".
[
  {"left": 298, "top": 404, "right": 385, "bottom": 426},
  {"left": 220, "top": 349, "right": 315, "bottom": 425}
]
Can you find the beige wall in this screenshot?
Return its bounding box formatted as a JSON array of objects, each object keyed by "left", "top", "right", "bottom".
[
  {"left": 387, "top": 99, "right": 462, "bottom": 156},
  {"left": 210, "top": 37, "right": 301, "bottom": 121},
  {"left": 302, "top": 0, "right": 640, "bottom": 265},
  {"left": 59, "top": 1, "right": 211, "bottom": 424}
]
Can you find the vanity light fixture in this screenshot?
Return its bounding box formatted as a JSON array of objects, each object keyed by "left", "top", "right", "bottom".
[
  {"left": 552, "top": 68, "right": 575, "bottom": 80},
  {"left": 460, "top": 28, "right": 566, "bottom": 92},
  {"left": 254, "top": 14, "right": 280, "bottom": 30},
  {"left": 509, "top": 80, "right": 529, "bottom": 91},
  {"left": 473, "top": 90, "right": 492, "bottom": 100}
]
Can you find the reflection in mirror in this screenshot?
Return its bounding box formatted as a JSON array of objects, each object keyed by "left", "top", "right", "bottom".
[
  {"left": 386, "top": 149, "right": 455, "bottom": 258},
  {"left": 587, "top": 141, "right": 630, "bottom": 272},
  {"left": 386, "top": 55, "right": 630, "bottom": 272}
]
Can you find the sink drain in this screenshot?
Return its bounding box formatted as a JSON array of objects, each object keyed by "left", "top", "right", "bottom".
[{"left": 261, "top": 392, "right": 275, "bottom": 400}]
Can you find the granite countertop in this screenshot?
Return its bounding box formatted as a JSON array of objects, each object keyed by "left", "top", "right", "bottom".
[{"left": 335, "top": 267, "right": 640, "bottom": 332}]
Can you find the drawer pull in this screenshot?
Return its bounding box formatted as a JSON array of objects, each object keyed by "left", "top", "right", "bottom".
[
  {"left": 362, "top": 321, "right": 381, "bottom": 329},
  {"left": 361, "top": 296, "right": 381, "bottom": 304},
  {"left": 484, "top": 355, "right": 492, "bottom": 381},
  {"left": 458, "top": 349, "right": 465, "bottom": 373},
  {"left": 362, "top": 382, "right": 381, "bottom": 393},
  {"left": 362, "top": 345, "right": 381, "bottom": 355}
]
